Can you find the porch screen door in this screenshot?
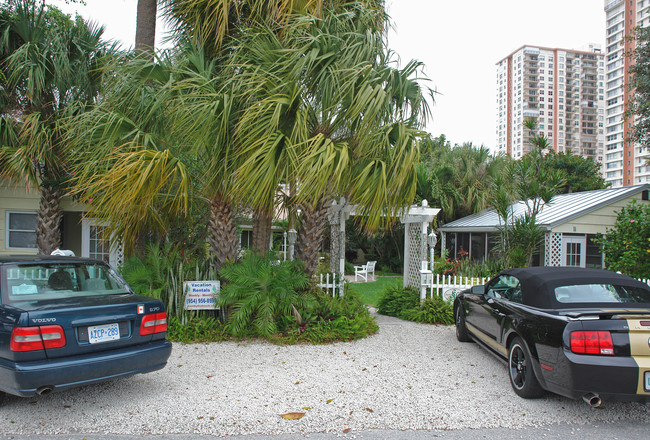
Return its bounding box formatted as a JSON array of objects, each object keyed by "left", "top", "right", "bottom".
[{"left": 561, "top": 235, "right": 586, "bottom": 267}]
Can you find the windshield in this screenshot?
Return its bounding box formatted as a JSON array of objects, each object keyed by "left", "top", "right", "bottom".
[
  {"left": 555, "top": 283, "right": 650, "bottom": 304},
  {"left": 1, "top": 262, "right": 131, "bottom": 307}
]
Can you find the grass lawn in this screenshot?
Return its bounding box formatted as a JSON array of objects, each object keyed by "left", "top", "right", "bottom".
[{"left": 348, "top": 276, "right": 402, "bottom": 307}]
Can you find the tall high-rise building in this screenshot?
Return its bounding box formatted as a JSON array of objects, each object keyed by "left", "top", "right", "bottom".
[
  {"left": 603, "top": 0, "right": 650, "bottom": 187},
  {"left": 496, "top": 45, "right": 605, "bottom": 161}
]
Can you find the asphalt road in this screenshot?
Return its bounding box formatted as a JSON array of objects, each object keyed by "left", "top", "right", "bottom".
[{"left": 0, "top": 420, "right": 649, "bottom": 440}]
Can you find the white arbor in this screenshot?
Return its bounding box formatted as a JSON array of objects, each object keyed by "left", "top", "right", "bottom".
[{"left": 328, "top": 199, "right": 440, "bottom": 292}]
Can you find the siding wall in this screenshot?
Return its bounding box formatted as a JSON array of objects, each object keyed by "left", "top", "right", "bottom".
[{"left": 0, "top": 181, "right": 85, "bottom": 255}]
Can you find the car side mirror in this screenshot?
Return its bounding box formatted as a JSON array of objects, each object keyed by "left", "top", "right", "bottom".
[{"left": 471, "top": 285, "right": 485, "bottom": 295}]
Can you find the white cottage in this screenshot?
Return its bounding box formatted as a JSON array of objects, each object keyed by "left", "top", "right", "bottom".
[{"left": 438, "top": 185, "right": 650, "bottom": 268}]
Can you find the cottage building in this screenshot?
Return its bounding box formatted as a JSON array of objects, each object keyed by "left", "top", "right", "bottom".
[
  {"left": 0, "top": 180, "right": 121, "bottom": 265},
  {"left": 438, "top": 184, "right": 649, "bottom": 268}
]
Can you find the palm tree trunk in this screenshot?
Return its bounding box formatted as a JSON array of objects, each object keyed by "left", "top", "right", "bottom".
[
  {"left": 295, "top": 199, "right": 328, "bottom": 276},
  {"left": 36, "top": 186, "right": 63, "bottom": 255},
  {"left": 207, "top": 194, "right": 239, "bottom": 272},
  {"left": 252, "top": 209, "right": 272, "bottom": 254},
  {"left": 135, "top": 0, "right": 157, "bottom": 59}
]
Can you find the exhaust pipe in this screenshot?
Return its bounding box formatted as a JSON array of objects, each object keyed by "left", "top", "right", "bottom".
[
  {"left": 36, "top": 386, "right": 53, "bottom": 396},
  {"left": 582, "top": 393, "right": 602, "bottom": 408}
]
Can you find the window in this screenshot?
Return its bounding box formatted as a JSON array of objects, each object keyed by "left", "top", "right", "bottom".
[
  {"left": 486, "top": 275, "right": 522, "bottom": 303},
  {"left": 6, "top": 212, "right": 37, "bottom": 249}
]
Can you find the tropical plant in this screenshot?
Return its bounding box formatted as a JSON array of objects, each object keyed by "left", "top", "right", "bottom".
[
  {"left": 542, "top": 150, "right": 608, "bottom": 194},
  {"left": 631, "top": 25, "right": 650, "bottom": 148},
  {"left": 0, "top": 0, "right": 111, "bottom": 254},
  {"left": 135, "top": 0, "right": 157, "bottom": 57},
  {"left": 595, "top": 200, "right": 650, "bottom": 279},
  {"left": 228, "top": 5, "right": 431, "bottom": 274},
  {"left": 418, "top": 135, "right": 507, "bottom": 223},
  {"left": 491, "top": 119, "right": 566, "bottom": 267},
  {"left": 218, "top": 253, "right": 314, "bottom": 337},
  {"left": 119, "top": 241, "right": 216, "bottom": 323}
]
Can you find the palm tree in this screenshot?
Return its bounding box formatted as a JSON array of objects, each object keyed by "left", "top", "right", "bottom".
[
  {"left": 229, "top": 6, "right": 431, "bottom": 274},
  {"left": 418, "top": 137, "right": 506, "bottom": 223},
  {"left": 135, "top": 0, "right": 157, "bottom": 57},
  {"left": 0, "top": 0, "right": 110, "bottom": 254},
  {"left": 66, "top": 46, "right": 242, "bottom": 270}
]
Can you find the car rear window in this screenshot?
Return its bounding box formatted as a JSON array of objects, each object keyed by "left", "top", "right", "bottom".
[
  {"left": 555, "top": 283, "right": 650, "bottom": 304},
  {"left": 1, "top": 262, "right": 130, "bottom": 307}
]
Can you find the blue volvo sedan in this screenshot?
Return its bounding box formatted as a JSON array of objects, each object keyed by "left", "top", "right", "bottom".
[{"left": 0, "top": 255, "right": 172, "bottom": 402}]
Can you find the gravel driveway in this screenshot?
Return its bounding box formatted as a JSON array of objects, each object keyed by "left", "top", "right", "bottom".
[{"left": 2, "top": 312, "right": 650, "bottom": 436}]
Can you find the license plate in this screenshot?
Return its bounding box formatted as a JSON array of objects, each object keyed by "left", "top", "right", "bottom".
[
  {"left": 88, "top": 323, "right": 120, "bottom": 344},
  {"left": 645, "top": 371, "right": 650, "bottom": 392}
]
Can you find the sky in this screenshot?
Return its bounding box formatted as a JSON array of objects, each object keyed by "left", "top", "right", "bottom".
[{"left": 50, "top": 0, "right": 606, "bottom": 150}]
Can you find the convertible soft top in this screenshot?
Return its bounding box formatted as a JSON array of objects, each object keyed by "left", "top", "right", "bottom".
[{"left": 501, "top": 267, "right": 650, "bottom": 309}]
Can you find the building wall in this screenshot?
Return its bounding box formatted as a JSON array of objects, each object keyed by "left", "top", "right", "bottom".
[
  {"left": 603, "top": 0, "right": 650, "bottom": 187},
  {"left": 1, "top": 181, "right": 85, "bottom": 255},
  {"left": 496, "top": 45, "right": 605, "bottom": 162}
]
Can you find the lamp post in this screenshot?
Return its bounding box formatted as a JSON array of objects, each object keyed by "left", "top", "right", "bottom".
[
  {"left": 288, "top": 228, "right": 297, "bottom": 261},
  {"left": 428, "top": 230, "right": 437, "bottom": 273},
  {"left": 283, "top": 231, "right": 287, "bottom": 261}
]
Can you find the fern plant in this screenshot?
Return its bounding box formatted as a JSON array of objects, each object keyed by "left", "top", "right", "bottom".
[{"left": 218, "top": 253, "right": 313, "bottom": 337}]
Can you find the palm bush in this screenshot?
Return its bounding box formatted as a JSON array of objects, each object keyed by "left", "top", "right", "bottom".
[{"left": 218, "top": 253, "right": 314, "bottom": 337}]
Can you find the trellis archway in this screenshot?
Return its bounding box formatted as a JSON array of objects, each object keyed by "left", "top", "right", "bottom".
[{"left": 328, "top": 199, "right": 440, "bottom": 291}]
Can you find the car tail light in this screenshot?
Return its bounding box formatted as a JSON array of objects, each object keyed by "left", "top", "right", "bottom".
[
  {"left": 11, "top": 325, "right": 66, "bottom": 352},
  {"left": 140, "top": 312, "right": 168, "bottom": 335},
  {"left": 570, "top": 331, "right": 614, "bottom": 355}
]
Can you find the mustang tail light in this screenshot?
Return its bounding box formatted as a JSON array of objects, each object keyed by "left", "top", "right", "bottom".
[
  {"left": 140, "top": 312, "right": 168, "bottom": 335},
  {"left": 11, "top": 325, "right": 66, "bottom": 352},
  {"left": 570, "top": 331, "right": 614, "bottom": 355}
]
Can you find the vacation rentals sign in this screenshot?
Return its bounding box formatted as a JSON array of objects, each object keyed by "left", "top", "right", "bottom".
[{"left": 183, "top": 281, "right": 220, "bottom": 310}]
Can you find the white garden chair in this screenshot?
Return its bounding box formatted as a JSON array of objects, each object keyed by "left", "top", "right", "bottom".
[{"left": 354, "top": 261, "right": 376, "bottom": 282}]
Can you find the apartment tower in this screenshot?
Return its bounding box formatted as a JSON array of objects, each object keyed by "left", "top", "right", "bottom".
[
  {"left": 496, "top": 45, "right": 605, "bottom": 160},
  {"left": 603, "top": 0, "right": 650, "bottom": 187}
]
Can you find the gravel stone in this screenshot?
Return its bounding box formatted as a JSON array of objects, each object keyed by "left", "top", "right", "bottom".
[{"left": 2, "top": 312, "right": 650, "bottom": 436}]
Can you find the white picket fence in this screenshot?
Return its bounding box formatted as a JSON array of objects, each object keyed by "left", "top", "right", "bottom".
[
  {"left": 425, "top": 274, "right": 488, "bottom": 303},
  {"left": 317, "top": 273, "right": 343, "bottom": 297},
  {"left": 426, "top": 274, "right": 650, "bottom": 303}
]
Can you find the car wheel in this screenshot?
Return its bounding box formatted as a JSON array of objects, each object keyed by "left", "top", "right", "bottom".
[
  {"left": 508, "top": 337, "right": 544, "bottom": 398},
  {"left": 455, "top": 305, "right": 471, "bottom": 342}
]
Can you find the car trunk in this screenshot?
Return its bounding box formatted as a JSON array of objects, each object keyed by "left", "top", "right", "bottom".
[{"left": 25, "top": 294, "right": 162, "bottom": 359}]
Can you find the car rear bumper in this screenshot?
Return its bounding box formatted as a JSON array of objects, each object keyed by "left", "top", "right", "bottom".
[
  {"left": 544, "top": 351, "right": 650, "bottom": 403},
  {"left": 0, "top": 340, "right": 172, "bottom": 397}
]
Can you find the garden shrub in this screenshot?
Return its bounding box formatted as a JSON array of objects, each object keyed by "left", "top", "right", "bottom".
[
  {"left": 400, "top": 297, "right": 454, "bottom": 325},
  {"left": 596, "top": 200, "right": 650, "bottom": 278},
  {"left": 289, "top": 289, "right": 378, "bottom": 343},
  {"left": 377, "top": 285, "right": 453, "bottom": 325},
  {"left": 377, "top": 285, "right": 419, "bottom": 317},
  {"left": 167, "top": 315, "right": 229, "bottom": 343}
]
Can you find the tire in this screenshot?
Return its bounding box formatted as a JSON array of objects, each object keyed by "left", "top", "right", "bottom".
[
  {"left": 508, "top": 337, "right": 544, "bottom": 398},
  {"left": 455, "top": 305, "right": 471, "bottom": 342}
]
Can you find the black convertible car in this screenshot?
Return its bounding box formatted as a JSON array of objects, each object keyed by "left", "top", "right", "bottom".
[{"left": 454, "top": 266, "right": 650, "bottom": 406}]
